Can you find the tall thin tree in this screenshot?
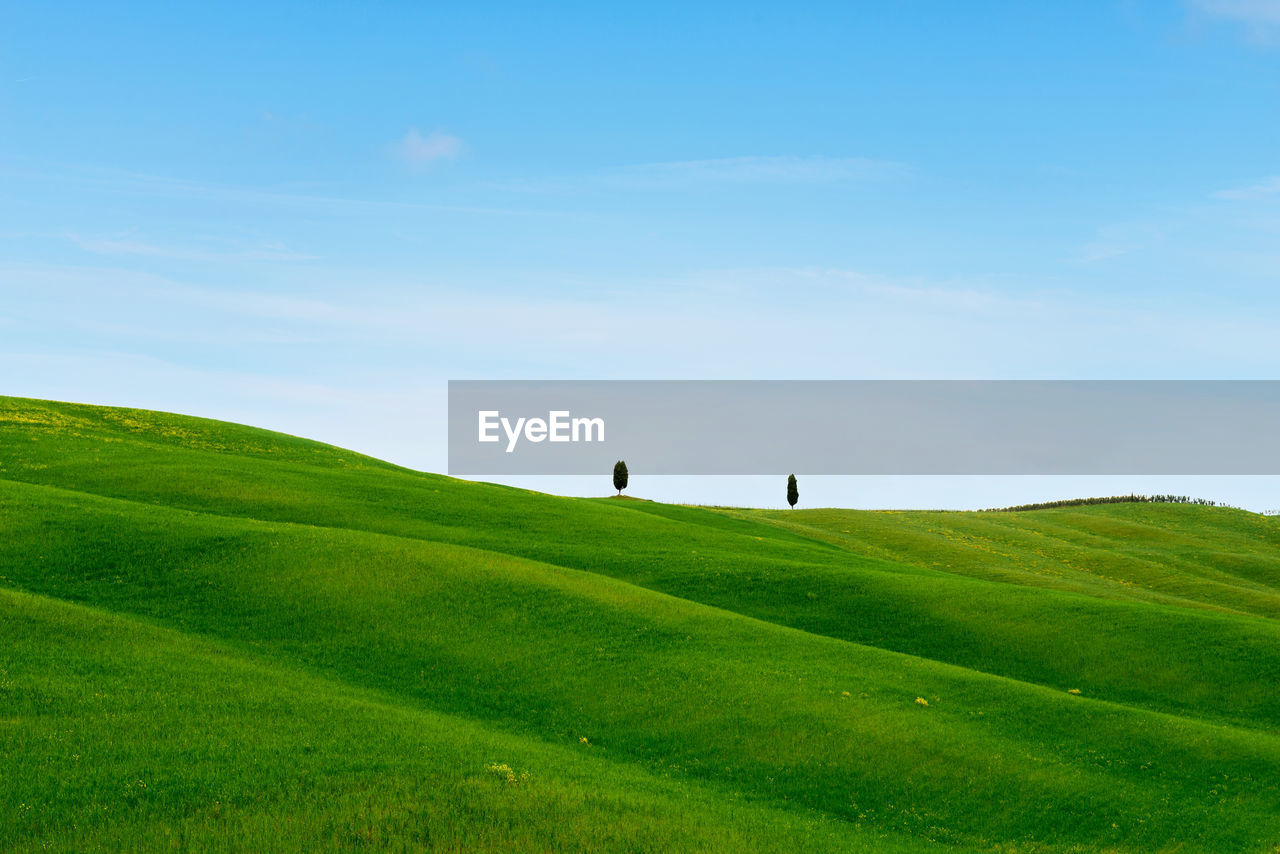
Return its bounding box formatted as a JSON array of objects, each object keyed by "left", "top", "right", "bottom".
[
  {"left": 613, "top": 460, "right": 629, "bottom": 496},
  {"left": 787, "top": 473, "right": 798, "bottom": 508}
]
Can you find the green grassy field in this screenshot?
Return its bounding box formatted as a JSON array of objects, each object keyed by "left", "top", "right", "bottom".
[{"left": 2, "top": 395, "right": 1279, "bottom": 852}]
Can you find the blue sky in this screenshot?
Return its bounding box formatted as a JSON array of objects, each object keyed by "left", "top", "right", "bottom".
[{"left": 3, "top": 1, "right": 1280, "bottom": 509}]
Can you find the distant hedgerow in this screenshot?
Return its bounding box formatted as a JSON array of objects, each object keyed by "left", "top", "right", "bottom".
[{"left": 982, "top": 494, "right": 1235, "bottom": 513}]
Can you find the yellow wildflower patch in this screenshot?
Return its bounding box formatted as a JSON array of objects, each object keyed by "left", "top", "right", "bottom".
[{"left": 486, "top": 763, "right": 518, "bottom": 783}]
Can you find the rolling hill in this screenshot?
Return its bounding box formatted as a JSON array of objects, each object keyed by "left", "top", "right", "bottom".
[{"left": 2, "top": 395, "right": 1279, "bottom": 852}]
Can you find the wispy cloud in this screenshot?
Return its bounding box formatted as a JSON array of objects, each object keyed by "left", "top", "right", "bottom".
[
  {"left": 499, "top": 155, "right": 906, "bottom": 192},
  {"left": 67, "top": 234, "right": 319, "bottom": 262},
  {"left": 611, "top": 155, "right": 903, "bottom": 185},
  {"left": 1, "top": 161, "right": 536, "bottom": 217},
  {"left": 393, "top": 129, "right": 463, "bottom": 166},
  {"left": 11, "top": 262, "right": 1279, "bottom": 391},
  {"left": 1213, "top": 175, "right": 1280, "bottom": 200},
  {"left": 1077, "top": 223, "right": 1166, "bottom": 263},
  {"left": 1192, "top": 0, "right": 1280, "bottom": 42}
]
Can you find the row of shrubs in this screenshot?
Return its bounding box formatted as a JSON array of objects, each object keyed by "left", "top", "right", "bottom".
[{"left": 983, "top": 494, "right": 1235, "bottom": 512}]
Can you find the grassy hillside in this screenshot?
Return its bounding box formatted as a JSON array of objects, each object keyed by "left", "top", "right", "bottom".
[{"left": 2, "top": 396, "right": 1279, "bottom": 852}]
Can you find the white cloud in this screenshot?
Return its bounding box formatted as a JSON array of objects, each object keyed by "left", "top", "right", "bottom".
[
  {"left": 393, "top": 129, "right": 463, "bottom": 165},
  {"left": 1213, "top": 176, "right": 1280, "bottom": 200}
]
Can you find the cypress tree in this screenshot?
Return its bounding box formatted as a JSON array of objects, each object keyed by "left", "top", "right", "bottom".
[
  {"left": 613, "top": 460, "right": 629, "bottom": 496},
  {"left": 787, "top": 473, "right": 798, "bottom": 508}
]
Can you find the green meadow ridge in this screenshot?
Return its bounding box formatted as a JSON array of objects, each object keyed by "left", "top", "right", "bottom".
[{"left": 2, "top": 397, "right": 1280, "bottom": 852}]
